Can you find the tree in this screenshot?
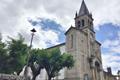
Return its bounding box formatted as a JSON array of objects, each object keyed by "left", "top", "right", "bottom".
[
  {"left": 0, "top": 34, "right": 33, "bottom": 75},
  {"left": 31, "top": 48, "right": 74, "bottom": 80},
  {"left": 28, "top": 49, "right": 44, "bottom": 80},
  {"left": 0, "top": 34, "right": 8, "bottom": 73},
  {"left": 6, "top": 34, "right": 28, "bottom": 74}
]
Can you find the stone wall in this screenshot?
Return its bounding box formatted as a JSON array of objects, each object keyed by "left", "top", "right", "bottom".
[{"left": 0, "top": 74, "right": 25, "bottom": 80}]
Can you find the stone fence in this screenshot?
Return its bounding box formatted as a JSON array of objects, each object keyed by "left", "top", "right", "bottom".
[{"left": 0, "top": 74, "right": 26, "bottom": 80}]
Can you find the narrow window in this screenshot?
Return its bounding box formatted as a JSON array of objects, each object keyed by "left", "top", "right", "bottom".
[
  {"left": 71, "top": 35, "right": 73, "bottom": 48},
  {"left": 84, "top": 74, "right": 89, "bottom": 80},
  {"left": 77, "top": 21, "right": 81, "bottom": 27},
  {"left": 82, "top": 55, "right": 85, "bottom": 72},
  {"left": 81, "top": 19, "right": 85, "bottom": 26}
]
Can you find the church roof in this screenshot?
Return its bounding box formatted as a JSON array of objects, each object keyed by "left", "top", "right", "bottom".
[
  {"left": 65, "top": 26, "right": 75, "bottom": 35},
  {"left": 47, "top": 43, "right": 65, "bottom": 49},
  {"left": 65, "top": 26, "right": 88, "bottom": 36},
  {"left": 79, "top": 0, "right": 89, "bottom": 16}
]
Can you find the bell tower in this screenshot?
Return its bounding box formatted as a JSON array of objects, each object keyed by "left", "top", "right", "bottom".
[
  {"left": 75, "top": 0, "right": 96, "bottom": 57},
  {"left": 65, "top": 0, "right": 104, "bottom": 80},
  {"left": 75, "top": 0, "right": 94, "bottom": 32}
]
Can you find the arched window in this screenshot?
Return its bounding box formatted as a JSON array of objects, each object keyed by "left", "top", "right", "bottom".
[
  {"left": 95, "top": 61, "right": 100, "bottom": 67},
  {"left": 81, "top": 19, "right": 85, "bottom": 26}
]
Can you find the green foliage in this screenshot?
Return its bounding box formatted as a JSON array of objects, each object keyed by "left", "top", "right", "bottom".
[
  {"left": 7, "top": 34, "right": 28, "bottom": 74},
  {"left": 0, "top": 33, "right": 74, "bottom": 80},
  {"left": 32, "top": 48, "right": 74, "bottom": 80},
  {"left": 0, "top": 34, "right": 28, "bottom": 74},
  {"left": 0, "top": 38, "right": 8, "bottom": 73}
]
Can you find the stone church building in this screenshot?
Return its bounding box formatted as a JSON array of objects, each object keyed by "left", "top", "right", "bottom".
[
  {"left": 37, "top": 0, "right": 117, "bottom": 80},
  {"left": 39, "top": 0, "right": 104, "bottom": 80}
]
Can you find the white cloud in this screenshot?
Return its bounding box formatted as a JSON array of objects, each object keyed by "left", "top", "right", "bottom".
[
  {"left": 102, "top": 39, "right": 119, "bottom": 48},
  {"left": 18, "top": 25, "right": 59, "bottom": 49},
  {"left": 0, "top": 0, "right": 120, "bottom": 36},
  {"left": 102, "top": 31, "right": 120, "bottom": 74},
  {"left": 87, "top": 0, "right": 120, "bottom": 30},
  {"left": 110, "top": 46, "right": 120, "bottom": 53},
  {"left": 0, "top": 0, "right": 61, "bottom": 48},
  {"left": 1, "top": 0, "right": 120, "bottom": 33},
  {"left": 102, "top": 53, "right": 120, "bottom": 74}
]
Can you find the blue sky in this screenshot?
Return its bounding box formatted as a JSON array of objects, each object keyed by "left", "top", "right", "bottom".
[
  {"left": 28, "top": 18, "right": 65, "bottom": 47},
  {"left": 96, "top": 23, "right": 120, "bottom": 74},
  {"left": 0, "top": 0, "right": 120, "bottom": 75},
  {"left": 96, "top": 23, "right": 120, "bottom": 42}
]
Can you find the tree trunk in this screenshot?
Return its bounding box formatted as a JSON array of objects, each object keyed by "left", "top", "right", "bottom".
[
  {"left": 31, "top": 65, "right": 41, "bottom": 80},
  {"left": 24, "top": 66, "right": 29, "bottom": 78},
  {"left": 32, "top": 75, "right": 36, "bottom": 80},
  {"left": 48, "top": 75, "right": 52, "bottom": 80},
  {"left": 32, "top": 71, "right": 40, "bottom": 80}
]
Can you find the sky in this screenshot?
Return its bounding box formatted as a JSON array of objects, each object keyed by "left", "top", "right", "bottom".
[{"left": 0, "top": 0, "right": 120, "bottom": 75}]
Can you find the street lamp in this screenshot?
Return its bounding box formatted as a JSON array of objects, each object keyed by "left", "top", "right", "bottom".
[
  {"left": 24, "top": 28, "right": 36, "bottom": 79},
  {"left": 30, "top": 28, "right": 36, "bottom": 48}
]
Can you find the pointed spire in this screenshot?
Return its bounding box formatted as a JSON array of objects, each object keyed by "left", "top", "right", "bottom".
[
  {"left": 75, "top": 11, "right": 78, "bottom": 18},
  {"left": 79, "top": 0, "right": 89, "bottom": 16}
]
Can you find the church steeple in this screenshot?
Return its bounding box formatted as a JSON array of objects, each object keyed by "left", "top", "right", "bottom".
[
  {"left": 75, "top": 0, "right": 94, "bottom": 31},
  {"left": 79, "top": 0, "right": 89, "bottom": 16}
]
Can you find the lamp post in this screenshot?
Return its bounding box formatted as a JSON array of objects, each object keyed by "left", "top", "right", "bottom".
[
  {"left": 24, "top": 28, "right": 36, "bottom": 79},
  {"left": 30, "top": 28, "right": 36, "bottom": 48}
]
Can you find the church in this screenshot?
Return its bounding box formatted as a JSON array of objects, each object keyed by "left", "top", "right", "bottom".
[{"left": 38, "top": 0, "right": 117, "bottom": 80}]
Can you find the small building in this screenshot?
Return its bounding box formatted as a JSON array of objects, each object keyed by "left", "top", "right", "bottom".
[{"left": 103, "top": 67, "right": 117, "bottom": 80}]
